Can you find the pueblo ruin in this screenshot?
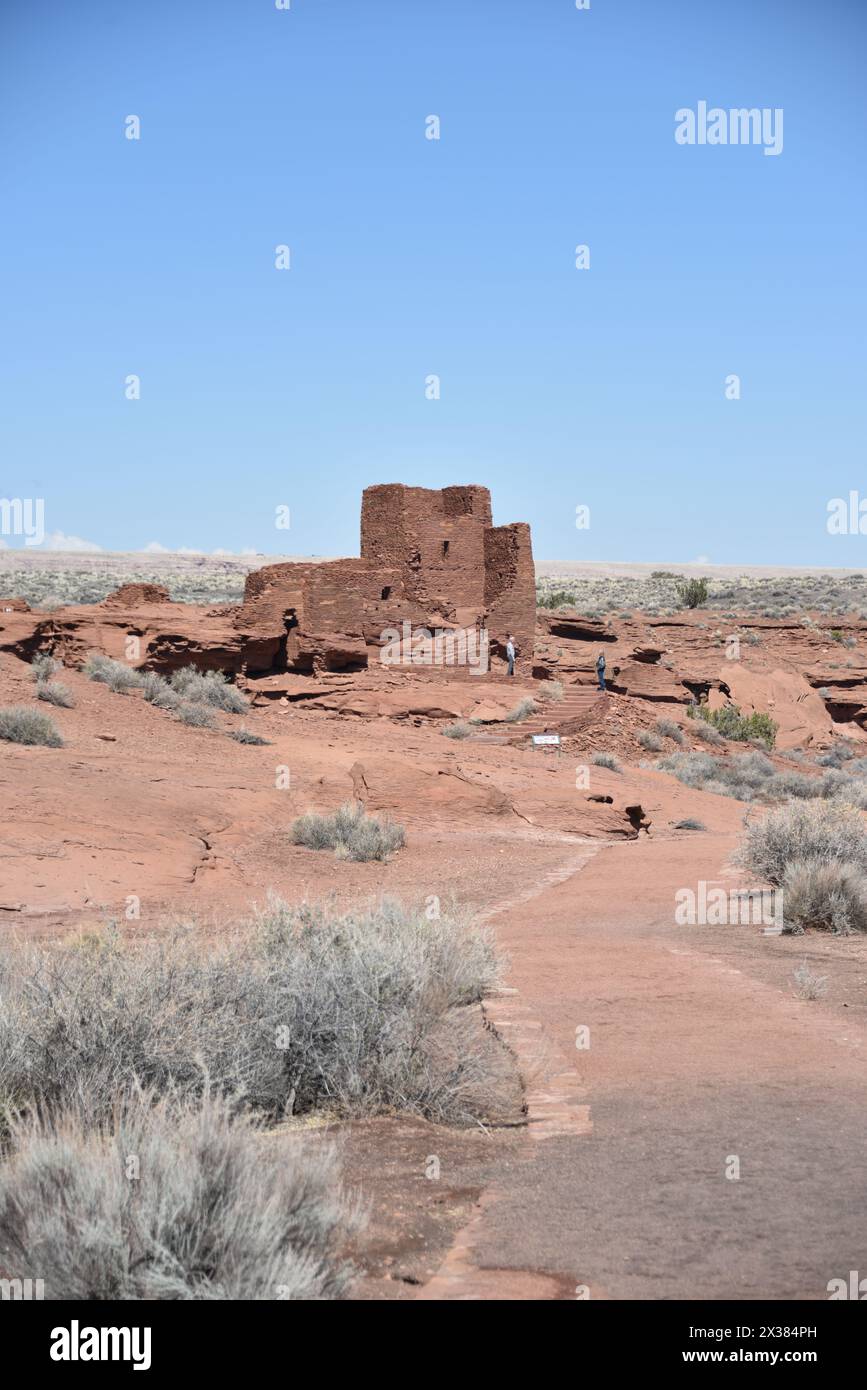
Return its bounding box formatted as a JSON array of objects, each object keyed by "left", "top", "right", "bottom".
[{"left": 0, "top": 484, "right": 535, "bottom": 681}]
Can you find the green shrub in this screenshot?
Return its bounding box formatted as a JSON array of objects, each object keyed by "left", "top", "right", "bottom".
[
  {"left": 0, "top": 1090, "right": 355, "bottom": 1300},
  {"left": 676, "top": 577, "right": 709, "bottom": 609},
  {"left": 0, "top": 706, "right": 63, "bottom": 747},
  {"left": 291, "top": 803, "right": 406, "bottom": 862},
  {"left": 688, "top": 701, "right": 777, "bottom": 749}
]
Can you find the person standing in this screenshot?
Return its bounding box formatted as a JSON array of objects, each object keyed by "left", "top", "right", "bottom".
[
  {"left": 505, "top": 634, "right": 516, "bottom": 676},
  {"left": 596, "top": 651, "right": 607, "bottom": 692}
]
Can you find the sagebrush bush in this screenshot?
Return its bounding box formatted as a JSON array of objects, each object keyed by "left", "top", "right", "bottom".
[
  {"left": 0, "top": 898, "right": 507, "bottom": 1127},
  {"left": 738, "top": 800, "right": 867, "bottom": 887},
  {"left": 591, "top": 751, "right": 621, "bottom": 772},
  {"left": 291, "top": 803, "right": 405, "bottom": 861},
  {"left": 230, "top": 727, "right": 271, "bottom": 745},
  {"left": 692, "top": 719, "right": 725, "bottom": 746},
  {"left": 36, "top": 680, "right": 74, "bottom": 708},
  {"left": 781, "top": 858, "right": 867, "bottom": 935},
  {"left": 84, "top": 653, "right": 144, "bottom": 693},
  {"left": 442, "top": 721, "right": 472, "bottom": 739},
  {"left": 30, "top": 652, "right": 60, "bottom": 681},
  {"left": 637, "top": 730, "right": 663, "bottom": 752},
  {"left": 537, "top": 681, "right": 564, "bottom": 702},
  {"left": 0, "top": 1089, "right": 356, "bottom": 1300},
  {"left": 169, "top": 666, "right": 247, "bottom": 714},
  {"left": 655, "top": 717, "right": 685, "bottom": 745},
  {"left": 504, "top": 698, "right": 536, "bottom": 723},
  {"left": 177, "top": 702, "right": 216, "bottom": 728},
  {"left": 141, "top": 672, "right": 182, "bottom": 711},
  {"left": 0, "top": 706, "right": 63, "bottom": 747}
]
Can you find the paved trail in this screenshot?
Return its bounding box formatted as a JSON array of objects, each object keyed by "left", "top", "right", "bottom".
[{"left": 420, "top": 834, "right": 867, "bottom": 1300}]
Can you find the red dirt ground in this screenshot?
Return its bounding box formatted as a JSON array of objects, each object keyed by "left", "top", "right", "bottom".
[{"left": 2, "top": 606, "right": 867, "bottom": 1299}]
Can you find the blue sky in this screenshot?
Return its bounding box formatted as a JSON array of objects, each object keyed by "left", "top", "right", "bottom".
[{"left": 1, "top": 0, "right": 865, "bottom": 563}]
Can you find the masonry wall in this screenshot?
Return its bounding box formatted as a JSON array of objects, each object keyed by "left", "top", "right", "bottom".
[
  {"left": 484, "top": 522, "right": 536, "bottom": 672},
  {"left": 361, "top": 484, "right": 492, "bottom": 618}
]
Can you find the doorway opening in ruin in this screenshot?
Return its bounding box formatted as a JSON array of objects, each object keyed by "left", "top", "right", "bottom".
[
  {"left": 381, "top": 585, "right": 391, "bottom": 600},
  {"left": 441, "top": 540, "right": 450, "bottom": 558}
]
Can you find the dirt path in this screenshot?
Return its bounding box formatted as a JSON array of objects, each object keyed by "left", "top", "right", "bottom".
[{"left": 419, "top": 833, "right": 867, "bottom": 1300}]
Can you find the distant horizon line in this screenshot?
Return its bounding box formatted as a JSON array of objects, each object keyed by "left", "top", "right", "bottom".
[{"left": 1, "top": 549, "right": 866, "bottom": 579}]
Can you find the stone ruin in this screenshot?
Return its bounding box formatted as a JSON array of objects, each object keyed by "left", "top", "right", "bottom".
[
  {"left": 0, "top": 484, "right": 536, "bottom": 681},
  {"left": 235, "top": 483, "right": 535, "bottom": 676}
]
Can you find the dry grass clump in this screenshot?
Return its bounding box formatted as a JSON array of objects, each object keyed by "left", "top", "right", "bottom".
[
  {"left": 291, "top": 803, "right": 405, "bottom": 861},
  {"left": 0, "top": 898, "right": 506, "bottom": 1127},
  {"left": 0, "top": 1089, "right": 356, "bottom": 1301},
  {"left": 0, "top": 705, "right": 63, "bottom": 747},
  {"left": 655, "top": 717, "right": 685, "bottom": 745},
  {"left": 637, "top": 730, "right": 663, "bottom": 752},
  {"left": 591, "top": 751, "right": 621, "bottom": 772},
  {"left": 442, "top": 721, "right": 473, "bottom": 739},
  {"left": 169, "top": 665, "right": 248, "bottom": 714},
  {"left": 30, "top": 652, "right": 60, "bottom": 681},
  {"left": 504, "top": 697, "right": 536, "bottom": 723},
  {"left": 738, "top": 799, "right": 867, "bottom": 888},
  {"left": 84, "top": 653, "right": 144, "bottom": 693},
  {"left": 35, "top": 680, "right": 74, "bottom": 708}
]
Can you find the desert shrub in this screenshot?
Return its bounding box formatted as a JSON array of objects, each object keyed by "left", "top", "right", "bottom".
[
  {"left": 177, "top": 703, "right": 217, "bottom": 729},
  {"left": 291, "top": 803, "right": 405, "bottom": 862},
  {"left": 676, "top": 577, "right": 709, "bottom": 609},
  {"left": 688, "top": 702, "right": 777, "bottom": 749},
  {"left": 792, "top": 960, "right": 829, "bottom": 999},
  {"left": 0, "top": 1089, "right": 355, "bottom": 1300},
  {"left": 84, "top": 653, "right": 144, "bottom": 693},
  {"left": 674, "top": 818, "right": 706, "bottom": 831},
  {"left": 591, "top": 751, "right": 621, "bottom": 772},
  {"left": 637, "top": 730, "right": 663, "bottom": 752},
  {"left": 0, "top": 899, "right": 505, "bottom": 1127},
  {"left": 141, "top": 672, "right": 182, "bottom": 711},
  {"left": 230, "top": 727, "right": 270, "bottom": 745},
  {"left": 817, "top": 742, "right": 855, "bottom": 768},
  {"left": 537, "top": 681, "right": 564, "bottom": 702},
  {"left": 781, "top": 859, "right": 867, "bottom": 936},
  {"left": 169, "top": 666, "right": 248, "bottom": 714},
  {"left": 537, "top": 589, "right": 578, "bottom": 610},
  {"left": 655, "top": 717, "right": 685, "bottom": 745},
  {"left": 30, "top": 652, "right": 60, "bottom": 681},
  {"left": 738, "top": 800, "right": 867, "bottom": 887},
  {"left": 692, "top": 719, "right": 725, "bottom": 746},
  {"left": 442, "top": 721, "right": 472, "bottom": 739},
  {"left": 504, "top": 698, "right": 536, "bottom": 723},
  {"left": 0, "top": 706, "right": 63, "bottom": 747},
  {"left": 35, "top": 680, "right": 74, "bottom": 708}
]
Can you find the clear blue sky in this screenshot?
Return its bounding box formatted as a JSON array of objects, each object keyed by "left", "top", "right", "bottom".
[{"left": 1, "top": 0, "right": 865, "bottom": 563}]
